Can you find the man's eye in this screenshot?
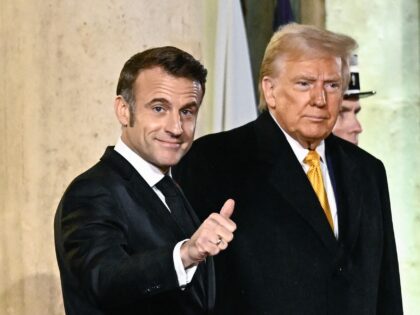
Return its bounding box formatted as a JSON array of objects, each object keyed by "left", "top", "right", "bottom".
[
  {"left": 181, "top": 107, "right": 197, "bottom": 117},
  {"left": 181, "top": 109, "right": 192, "bottom": 115},
  {"left": 152, "top": 106, "right": 165, "bottom": 113},
  {"left": 295, "top": 81, "right": 311, "bottom": 90},
  {"left": 297, "top": 81, "right": 309, "bottom": 86},
  {"left": 325, "top": 82, "right": 341, "bottom": 90}
]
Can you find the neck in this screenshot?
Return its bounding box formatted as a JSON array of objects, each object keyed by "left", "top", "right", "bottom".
[{"left": 295, "top": 138, "right": 320, "bottom": 151}]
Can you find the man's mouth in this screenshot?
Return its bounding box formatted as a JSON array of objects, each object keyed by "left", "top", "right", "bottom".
[
  {"left": 304, "top": 115, "right": 328, "bottom": 122},
  {"left": 156, "top": 139, "right": 182, "bottom": 148}
]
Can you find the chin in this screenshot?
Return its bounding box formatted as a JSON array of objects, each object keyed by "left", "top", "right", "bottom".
[
  {"left": 159, "top": 156, "right": 183, "bottom": 168},
  {"left": 303, "top": 133, "right": 329, "bottom": 143}
]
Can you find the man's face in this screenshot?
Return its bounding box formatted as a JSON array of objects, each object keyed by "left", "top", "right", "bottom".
[
  {"left": 263, "top": 56, "right": 343, "bottom": 149},
  {"left": 117, "top": 67, "right": 202, "bottom": 173},
  {"left": 332, "top": 98, "right": 362, "bottom": 145}
]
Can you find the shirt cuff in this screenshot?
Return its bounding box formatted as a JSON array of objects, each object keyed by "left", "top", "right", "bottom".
[{"left": 173, "top": 240, "right": 198, "bottom": 288}]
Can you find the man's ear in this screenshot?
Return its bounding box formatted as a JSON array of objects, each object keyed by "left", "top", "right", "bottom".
[
  {"left": 261, "top": 76, "right": 276, "bottom": 109},
  {"left": 114, "top": 96, "right": 130, "bottom": 127}
]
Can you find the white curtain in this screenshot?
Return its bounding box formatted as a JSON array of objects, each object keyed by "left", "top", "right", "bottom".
[{"left": 198, "top": 0, "right": 257, "bottom": 137}]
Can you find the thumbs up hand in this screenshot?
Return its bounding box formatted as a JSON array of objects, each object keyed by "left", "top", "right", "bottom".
[{"left": 180, "top": 199, "right": 236, "bottom": 268}]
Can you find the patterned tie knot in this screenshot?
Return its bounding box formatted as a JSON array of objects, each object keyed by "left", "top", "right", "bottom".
[{"left": 304, "top": 150, "right": 321, "bottom": 168}]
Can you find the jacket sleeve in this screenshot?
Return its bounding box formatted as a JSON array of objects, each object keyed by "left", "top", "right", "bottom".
[{"left": 56, "top": 177, "right": 180, "bottom": 309}]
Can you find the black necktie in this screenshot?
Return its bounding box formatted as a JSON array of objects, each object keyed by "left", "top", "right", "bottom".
[
  {"left": 155, "top": 175, "right": 196, "bottom": 237},
  {"left": 156, "top": 176, "right": 208, "bottom": 307}
]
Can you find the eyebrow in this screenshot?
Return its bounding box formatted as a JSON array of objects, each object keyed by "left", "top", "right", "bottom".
[
  {"left": 293, "top": 74, "right": 341, "bottom": 82},
  {"left": 340, "top": 106, "right": 352, "bottom": 112},
  {"left": 181, "top": 101, "right": 199, "bottom": 109},
  {"left": 340, "top": 105, "right": 361, "bottom": 113},
  {"left": 145, "top": 98, "right": 170, "bottom": 106},
  {"left": 145, "top": 98, "right": 199, "bottom": 108},
  {"left": 292, "top": 75, "right": 317, "bottom": 81}
]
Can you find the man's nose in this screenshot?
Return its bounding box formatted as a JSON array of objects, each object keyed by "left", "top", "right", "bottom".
[
  {"left": 352, "top": 115, "right": 363, "bottom": 134},
  {"left": 312, "top": 86, "right": 326, "bottom": 107},
  {"left": 166, "top": 112, "right": 183, "bottom": 135}
]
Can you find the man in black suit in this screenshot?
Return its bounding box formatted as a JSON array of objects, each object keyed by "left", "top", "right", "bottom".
[
  {"left": 54, "top": 46, "right": 236, "bottom": 315},
  {"left": 174, "top": 24, "right": 403, "bottom": 314}
]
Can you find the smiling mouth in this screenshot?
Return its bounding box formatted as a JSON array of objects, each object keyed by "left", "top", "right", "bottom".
[{"left": 156, "top": 139, "right": 182, "bottom": 148}]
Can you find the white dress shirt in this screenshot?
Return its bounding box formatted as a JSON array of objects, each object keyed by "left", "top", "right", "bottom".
[
  {"left": 114, "top": 137, "right": 197, "bottom": 287},
  {"left": 270, "top": 113, "right": 339, "bottom": 238}
]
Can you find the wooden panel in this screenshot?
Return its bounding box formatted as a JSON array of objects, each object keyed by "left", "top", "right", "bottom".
[{"left": 300, "top": 0, "right": 326, "bottom": 28}]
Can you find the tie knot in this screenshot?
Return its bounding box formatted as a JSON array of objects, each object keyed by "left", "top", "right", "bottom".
[
  {"left": 155, "top": 175, "right": 178, "bottom": 197},
  {"left": 304, "top": 150, "right": 321, "bottom": 167}
]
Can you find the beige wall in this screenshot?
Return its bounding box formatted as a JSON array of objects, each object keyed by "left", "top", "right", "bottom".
[
  {"left": 2, "top": 1, "right": 418, "bottom": 314},
  {"left": 0, "top": 1, "right": 208, "bottom": 314}
]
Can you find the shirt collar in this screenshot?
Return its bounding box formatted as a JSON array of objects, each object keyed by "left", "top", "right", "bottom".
[
  {"left": 269, "top": 111, "right": 326, "bottom": 165},
  {"left": 114, "top": 137, "right": 168, "bottom": 187}
]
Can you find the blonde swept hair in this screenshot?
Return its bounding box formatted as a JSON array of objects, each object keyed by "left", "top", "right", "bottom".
[{"left": 258, "top": 23, "right": 358, "bottom": 111}]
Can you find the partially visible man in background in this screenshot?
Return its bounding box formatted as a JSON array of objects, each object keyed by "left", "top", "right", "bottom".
[{"left": 333, "top": 54, "right": 376, "bottom": 145}]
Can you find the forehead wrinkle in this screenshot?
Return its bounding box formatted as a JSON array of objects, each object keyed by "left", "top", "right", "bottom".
[
  {"left": 288, "top": 68, "right": 341, "bottom": 81},
  {"left": 143, "top": 88, "right": 201, "bottom": 108},
  {"left": 284, "top": 56, "right": 342, "bottom": 76},
  {"left": 141, "top": 81, "right": 201, "bottom": 99}
]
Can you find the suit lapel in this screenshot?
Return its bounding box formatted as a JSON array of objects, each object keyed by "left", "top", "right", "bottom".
[
  {"left": 129, "top": 175, "right": 188, "bottom": 239},
  {"left": 326, "top": 136, "right": 363, "bottom": 252},
  {"left": 254, "top": 113, "right": 338, "bottom": 253},
  {"left": 100, "top": 147, "right": 186, "bottom": 241},
  {"left": 100, "top": 147, "right": 213, "bottom": 309}
]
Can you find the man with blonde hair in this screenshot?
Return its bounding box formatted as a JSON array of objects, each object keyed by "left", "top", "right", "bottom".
[{"left": 175, "top": 23, "right": 403, "bottom": 314}]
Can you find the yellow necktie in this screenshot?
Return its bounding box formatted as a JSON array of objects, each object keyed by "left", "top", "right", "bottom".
[{"left": 304, "top": 150, "right": 334, "bottom": 231}]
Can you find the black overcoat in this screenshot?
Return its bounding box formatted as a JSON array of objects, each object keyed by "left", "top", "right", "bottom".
[{"left": 174, "top": 111, "right": 403, "bottom": 315}]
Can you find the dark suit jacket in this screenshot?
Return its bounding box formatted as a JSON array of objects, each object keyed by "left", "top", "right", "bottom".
[
  {"left": 54, "top": 147, "right": 215, "bottom": 315},
  {"left": 174, "top": 111, "right": 403, "bottom": 315}
]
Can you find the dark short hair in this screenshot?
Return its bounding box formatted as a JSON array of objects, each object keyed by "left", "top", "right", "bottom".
[{"left": 116, "top": 46, "right": 207, "bottom": 125}]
